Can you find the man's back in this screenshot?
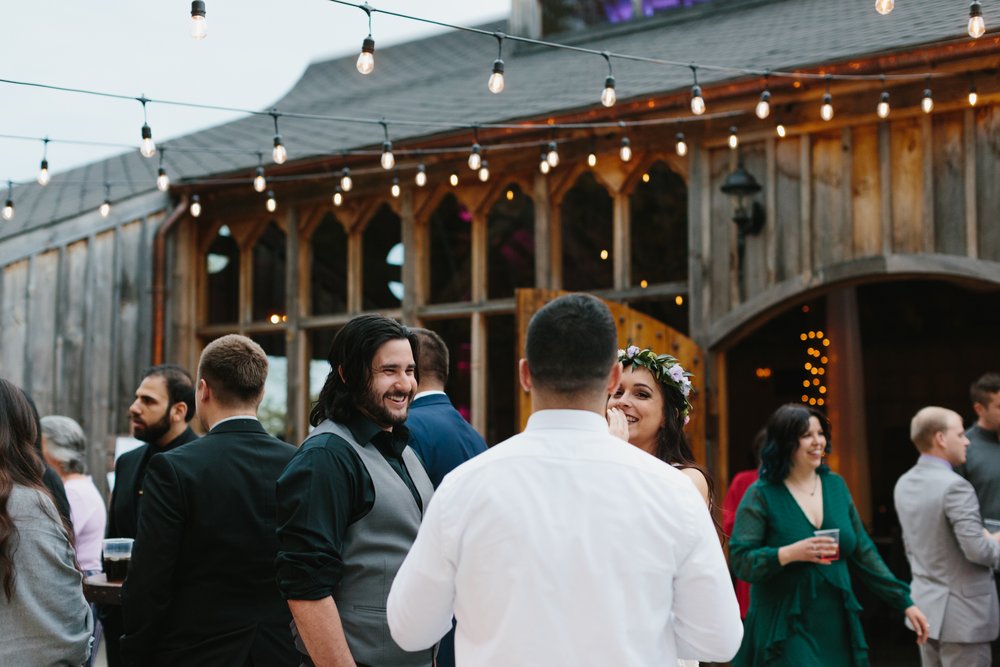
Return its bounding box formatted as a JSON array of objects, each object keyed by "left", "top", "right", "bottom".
[
  {"left": 122, "top": 419, "right": 298, "bottom": 666},
  {"left": 388, "top": 410, "right": 742, "bottom": 666}
]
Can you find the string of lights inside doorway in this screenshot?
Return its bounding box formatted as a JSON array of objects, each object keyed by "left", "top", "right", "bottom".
[{"left": 0, "top": 0, "right": 991, "bottom": 222}]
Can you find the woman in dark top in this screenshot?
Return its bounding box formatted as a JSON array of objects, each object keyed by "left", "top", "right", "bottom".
[{"left": 730, "top": 403, "right": 928, "bottom": 666}]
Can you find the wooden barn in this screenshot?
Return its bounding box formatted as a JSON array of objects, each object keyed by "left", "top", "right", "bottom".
[{"left": 2, "top": 0, "right": 999, "bottom": 580}]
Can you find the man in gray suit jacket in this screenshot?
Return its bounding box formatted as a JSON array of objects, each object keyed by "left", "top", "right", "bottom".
[{"left": 895, "top": 406, "right": 1000, "bottom": 666}]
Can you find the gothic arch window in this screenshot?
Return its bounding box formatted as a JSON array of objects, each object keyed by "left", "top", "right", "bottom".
[
  {"left": 429, "top": 194, "right": 472, "bottom": 304},
  {"left": 205, "top": 225, "right": 239, "bottom": 325},
  {"left": 561, "top": 171, "right": 613, "bottom": 291},
  {"left": 310, "top": 212, "right": 348, "bottom": 315},
  {"left": 630, "top": 161, "right": 688, "bottom": 286},
  {"left": 362, "top": 204, "right": 403, "bottom": 310},
  {"left": 488, "top": 184, "right": 535, "bottom": 300},
  {"left": 252, "top": 221, "right": 287, "bottom": 322}
]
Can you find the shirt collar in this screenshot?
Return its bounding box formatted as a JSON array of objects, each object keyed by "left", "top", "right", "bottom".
[
  {"left": 210, "top": 415, "right": 259, "bottom": 429},
  {"left": 346, "top": 414, "right": 410, "bottom": 458},
  {"left": 525, "top": 409, "right": 610, "bottom": 433},
  {"left": 413, "top": 390, "right": 447, "bottom": 401},
  {"left": 919, "top": 453, "right": 953, "bottom": 470}
]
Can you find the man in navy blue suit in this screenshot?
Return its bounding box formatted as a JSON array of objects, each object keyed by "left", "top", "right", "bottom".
[
  {"left": 405, "top": 328, "right": 487, "bottom": 667},
  {"left": 406, "top": 328, "right": 487, "bottom": 489}
]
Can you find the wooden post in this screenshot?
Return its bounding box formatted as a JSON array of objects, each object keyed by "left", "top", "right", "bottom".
[
  {"left": 964, "top": 107, "right": 978, "bottom": 258},
  {"left": 285, "top": 206, "right": 305, "bottom": 445},
  {"left": 346, "top": 231, "right": 363, "bottom": 313},
  {"left": 400, "top": 187, "right": 418, "bottom": 324},
  {"left": 533, "top": 172, "right": 552, "bottom": 290},
  {"left": 612, "top": 192, "right": 630, "bottom": 289}
]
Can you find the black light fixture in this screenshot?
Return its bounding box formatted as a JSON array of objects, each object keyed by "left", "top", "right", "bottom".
[{"left": 720, "top": 158, "right": 765, "bottom": 297}]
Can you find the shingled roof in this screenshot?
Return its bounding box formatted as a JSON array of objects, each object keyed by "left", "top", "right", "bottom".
[{"left": 1, "top": 0, "right": 988, "bottom": 242}]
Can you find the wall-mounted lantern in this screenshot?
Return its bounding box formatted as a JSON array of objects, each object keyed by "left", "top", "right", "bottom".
[{"left": 720, "top": 158, "right": 765, "bottom": 298}]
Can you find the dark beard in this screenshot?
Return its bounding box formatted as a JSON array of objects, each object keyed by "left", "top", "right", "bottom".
[
  {"left": 134, "top": 409, "right": 172, "bottom": 445},
  {"left": 356, "top": 383, "right": 411, "bottom": 429}
]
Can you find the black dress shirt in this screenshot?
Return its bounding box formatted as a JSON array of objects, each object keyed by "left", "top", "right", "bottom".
[{"left": 275, "top": 416, "right": 421, "bottom": 601}]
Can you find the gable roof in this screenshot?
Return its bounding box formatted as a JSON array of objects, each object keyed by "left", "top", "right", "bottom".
[{"left": 1, "top": 0, "right": 988, "bottom": 242}]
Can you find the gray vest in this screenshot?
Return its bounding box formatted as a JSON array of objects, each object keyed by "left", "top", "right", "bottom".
[{"left": 295, "top": 419, "right": 435, "bottom": 667}]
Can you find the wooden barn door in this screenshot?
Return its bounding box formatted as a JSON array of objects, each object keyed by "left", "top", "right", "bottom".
[{"left": 515, "top": 289, "right": 708, "bottom": 468}]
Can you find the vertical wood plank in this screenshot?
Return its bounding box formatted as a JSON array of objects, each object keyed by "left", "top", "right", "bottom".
[
  {"left": 239, "top": 242, "right": 254, "bottom": 327},
  {"left": 890, "top": 119, "right": 924, "bottom": 254},
  {"left": 975, "top": 106, "right": 1000, "bottom": 261},
  {"left": 532, "top": 173, "right": 552, "bottom": 290},
  {"left": 87, "top": 232, "right": 116, "bottom": 484},
  {"left": 764, "top": 136, "right": 777, "bottom": 287},
  {"left": 28, "top": 251, "right": 60, "bottom": 414},
  {"left": 346, "top": 232, "right": 363, "bottom": 313},
  {"left": 775, "top": 136, "right": 802, "bottom": 281},
  {"left": 470, "top": 311, "right": 487, "bottom": 436},
  {"left": 742, "top": 143, "right": 768, "bottom": 300},
  {"left": 59, "top": 241, "right": 90, "bottom": 419},
  {"left": 115, "top": 222, "right": 143, "bottom": 435},
  {"left": 612, "top": 192, "right": 630, "bottom": 289},
  {"left": 879, "top": 122, "right": 893, "bottom": 255},
  {"left": 687, "top": 140, "right": 709, "bottom": 342},
  {"left": 811, "top": 133, "right": 846, "bottom": 269},
  {"left": 852, "top": 125, "right": 882, "bottom": 258},
  {"left": 22, "top": 256, "right": 35, "bottom": 398},
  {"left": 921, "top": 113, "right": 935, "bottom": 253},
  {"left": 841, "top": 126, "right": 855, "bottom": 262},
  {"left": 1, "top": 261, "right": 29, "bottom": 388},
  {"left": 800, "top": 135, "right": 813, "bottom": 275},
  {"left": 471, "top": 211, "right": 487, "bottom": 304},
  {"left": 932, "top": 112, "right": 966, "bottom": 255},
  {"left": 285, "top": 207, "right": 303, "bottom": 444},
  {"left": 964, "top": 107, "right": 979, "bottom": 258},
  {"left": 709, "top": 148, "right": 733, "bottom": 319}
]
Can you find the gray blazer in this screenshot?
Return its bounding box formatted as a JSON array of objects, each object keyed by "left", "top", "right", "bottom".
[{"left": 894, "top": 457, "right": 1000, "bottom": 643}]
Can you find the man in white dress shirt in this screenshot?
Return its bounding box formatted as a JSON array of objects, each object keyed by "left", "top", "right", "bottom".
[{"left": 387, "top": 293, "right": 742, "bottom": 666}]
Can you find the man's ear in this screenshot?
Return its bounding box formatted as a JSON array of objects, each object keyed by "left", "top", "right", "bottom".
[
  {"left": 518, "top": 358, "right": 532, "bottom": 393},
  {"left": 171, "top": 398, "right": 189, "bottom": 424},
  {"left": 605, "top": 362, "right": 623, "bottom": 396},
  {"left": 974, "top": 402, "right": 986, "bottom": 420}
]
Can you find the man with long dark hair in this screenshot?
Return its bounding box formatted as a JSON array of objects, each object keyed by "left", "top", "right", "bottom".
[{"left": 276, "top": 314, "right": 434, "bottom": 667}]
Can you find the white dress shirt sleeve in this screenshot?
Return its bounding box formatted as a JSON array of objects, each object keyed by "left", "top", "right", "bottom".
[
  {"left": 672, "top": 499, "right": 744, "bottom": 662},
  {"left": 387, "top": 487, "right": 457, "bottom": 651}
]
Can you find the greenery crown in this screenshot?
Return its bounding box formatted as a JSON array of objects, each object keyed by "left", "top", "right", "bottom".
[{"left": 618, "top": 345, "right": 695, "bottom": 422}]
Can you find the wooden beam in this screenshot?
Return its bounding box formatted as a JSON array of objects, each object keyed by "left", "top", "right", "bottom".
[
  {"left": 471, "top": 311, "right": 487, "bottom": 436},
  {"left": 921, "top": 113, "right": 935, "bottom": 253},
  {"left": 964, "top": 107, "right": 979, "bottom": 258},
  {"left": 879, "top": 122, "right": 893, "bottom": 255},
  {"left": 285, "top": 206, "right": 305, "bottom": 445},
  {"left": 532, "top": 172, "right": 552, "bottom": 290},
  {"left": 612, "top": 192, "right": 630, "bottom": 289},
  {"left": 346, "top": 231, "right": 363, "bottom": 314}
]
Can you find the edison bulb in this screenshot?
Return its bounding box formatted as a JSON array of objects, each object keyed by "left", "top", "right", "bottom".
[
  {"left": 333, "top": 191, "right": 343, "bottom": 207},
  {"left": 468, "top": 148, "right": 482, "bottom": 171},
  {"left": 273, "top": 140, "right": 287, "bottom": 165},
  {"left": 488, "top": 59, "right": 505, "bottom": 93},
  {"left": 675, "top": 133, "right": 688, "bottom": 157},
  {"left": 415, "top": 167, "right": 427, "bottom": 187},
  {"left": 820, "top": 94, "right": 834, "bottom": 121},
  {"left": 969, "top": 1, "right": 986, "bottom": 38},
  {"left": 100, "top": 200, "right": 111, "bottom": 218},
  {"left": 478, "top": 163, "right": 490, "bottom": 182},
  {"left": 619, "top": 140, "right": 632, "bottom": 163},
  {"left": 266, "top": 192, "right": 277, "bottom": 213},
  {"left": 191, "top": 0, "right": 207, "bottom": 39},
  {"left": 156, "top": 168, "right": 169, "bottom": 192},
  {"left": 37, "top": 161, "right": 50, "bottom": 186},
  {"left": 877, "top": 92, "right": 890, "bottom": 119},
  {"left": 601, "top": 77, "right": 617, "bottom": 107},
  {"left": 190, "top": 195, "right": 202, "bottom": 218},
  {"left": 874, "top": 0, "right": 893, "bottom": 14},
  {"left": 728, "top": 128, "right": 739, "bottom": 150},
  {"left": 776, "top": 123, "right": 787, "bottom": 138},
  {"left": 340, "top": 170, "right": 353, "bottom": 192},
  {"left": 587, "top": 153, "right": 597, "bottom": 167},
  {"left": 357, "top": 38, "right": 375, "bottom": 75},
  {"left": 539, "top": 159, "right": 550, "bottom": 175},
  {"left": 969, "top": 87, "right": 979, "bottom": 106},
  {"left": 449, "top": 173, "right": 459, "bottom": 187},
  {"left": 380, "top": 143, "right": 395, "bottom": 170},
  {"left": 2, "top": 201, "right": 13, "bottom": 221},
  {"left": 140, "top": 124, "right": 156, "bottom": 158},
  {"left": 546, "top": 144, "right": 559, "bottom": 168},
  {"left": 391, "top": 181, "right": 401, "bottom": 198},
  {"left": 755, "top": 91, "right": 771, "bottom": 119},
  {"left": 690, "top": 85, "right": 706, "bottom": 115},
  {"left": 921, "top": 90, "right": 933, "bottom": 114}
]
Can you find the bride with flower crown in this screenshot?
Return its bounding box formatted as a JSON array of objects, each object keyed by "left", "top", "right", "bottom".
[{"left": 606, "top": 346, "right": 716, "bottom": 667}]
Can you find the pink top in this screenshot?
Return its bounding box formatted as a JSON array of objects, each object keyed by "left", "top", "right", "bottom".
[{"left": 64, "top": 476, "right": 107, "bottom": 571}]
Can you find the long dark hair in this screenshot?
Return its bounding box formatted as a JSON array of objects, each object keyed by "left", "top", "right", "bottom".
[
  {"left": 759, "top": 403, "right": 831, "bottom": 483},
  {"left": 0, "top": 379, "right": 62, "bottom": 600},
  {"left": 309, "top": 315, "right": 419, "bottom": 427}
]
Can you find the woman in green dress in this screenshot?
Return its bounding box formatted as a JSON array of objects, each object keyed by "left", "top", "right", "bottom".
[{"left": 730, "top": 403, "right": 929, "bottom": 666}]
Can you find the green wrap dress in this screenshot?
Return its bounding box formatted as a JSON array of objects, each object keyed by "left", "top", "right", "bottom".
[{"left": 730, "top": 469, "right": 912, "bottom": 667}]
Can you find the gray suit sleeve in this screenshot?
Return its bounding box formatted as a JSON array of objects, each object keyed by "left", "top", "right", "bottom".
[{"left": 944, "top": 478, "right": 1000, "bottom": 569}]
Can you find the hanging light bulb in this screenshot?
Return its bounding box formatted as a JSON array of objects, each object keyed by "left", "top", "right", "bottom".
[
  {"left": 756, "top": 89, "right": 771, "bottom": 119},
  {"left": 333, "top": 187, "right": 344, "bottom": 207},
  {"left": 877, "top": 90, "right": 891, "bottom": 119},
  {"left": 190, "top": 0, "right": 207, "bottom": 39},
  {"left": 253, "top": 166, "right": 267, "bottom": 193},
  {"left": 820, "top": 92, "right": 835, "bottom": 121},
  {"left": 690, "top": 85, "right": 706, "bottom": 115},
  {"left": 190, "top": 194, "right": 202, "bottom": 218},
  {"left": 728, "top": 126, "right": 739, "bottom": 150},
  {"left": 391, "top": 178, "right": 401, "bottom": 198},
  {"left": 776, "top": 123, "right": 787, "bottom": 138},
  {"left": 156, "top": 168, "right": 170, "bottom": 192},
  {"left": 2, "top": 182, "right": 13, "bottom": 221},
  {"left": 357, "top": 36, "right": 375, "bottom": 75},
  {"left": 266, "top": 190, "right": 277, "bottom": 213},
  {"left": 140, "top": 123, "right": 156, "bottom": 158},
  {"left": 675, "top": 132, "right": 688, "bottom": 157},
  {"left": 601, "top": 75, "right": 617, "bottom": 107},
  {"left": 381, "top": 141, "right": 395, "bottom": 170},
  {"left": 921, "top": 88, "right": 934, "bottom": 114},
  {"left": 415, "top": 164, "right": 427, "bottom": 187},
  {"left": 969, "top": 84, "right": 979, "bottom": 106},
  {"left": 100, "top": 199, "right": 112, "bottom": 218},
  {"left": 468, "top": 143, "right": 482, "bottom": 170},
  {"left": 587, "top": 152, "right": 598, "bottom": 167},
  {"left": 539, "top": 153, "right": 550, "bottom": 174},
  {"left": 546, "top": 142, "right": 560, "bottom": 168},
  {"left": 619, "top": 137, "right": 632, "bottom": 162},
  {"left": 273, "top": 136, "right": 287, "bottom": 164},
  {"left": 340, "top": 167, "right": 353, "bottom": 192},
  {"left": 449, "top": 173, "right": 459, "bottom": 187},
  {"left": 488, "top": 59, "right": 505, "bottom": 94},
  {"left": 37, "top": 159, "right": 50, "bottom": 186},
  {"left": 478, "top": 160, "right": 490, "bottom": 182},
  {"left": 969, "top": 0, "right": 986, "bottom": 38},
  {"left": 874, "top": 0, "right": 894, "bottom": 15}
]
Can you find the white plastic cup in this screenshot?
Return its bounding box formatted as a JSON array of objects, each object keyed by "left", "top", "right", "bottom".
[{"left": 813, "top": 528, "right": 840, "bottom": 561}]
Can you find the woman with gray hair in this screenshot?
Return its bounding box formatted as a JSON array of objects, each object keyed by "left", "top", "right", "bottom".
[{"left": 40, "top": 415, "right": 106, "bottom": 572}]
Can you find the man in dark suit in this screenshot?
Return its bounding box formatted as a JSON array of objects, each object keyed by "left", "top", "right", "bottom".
[
  {"left": 404, "top": 328, "right": 487, "bottom": 667},
  {"left": 103, "top": 364, "right": 197, "bottom": 667},
  {"left": 406, "top": 328, "right": 487, "bottom": 489},
  {"left": 121, "top": 335, "right": 298, "bottom": 666}
]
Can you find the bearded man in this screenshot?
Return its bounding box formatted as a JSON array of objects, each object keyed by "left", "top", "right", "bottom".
[
  {"left": 104, "top": 364, "right": 197, "bottom": 667},
  {"left": 276, "top": 314, "right": 435, "bottom": 667}
]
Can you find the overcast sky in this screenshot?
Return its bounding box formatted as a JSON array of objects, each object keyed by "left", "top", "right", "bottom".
[{"left": 0, "top": 0, "right": 509, "bottom": 184}]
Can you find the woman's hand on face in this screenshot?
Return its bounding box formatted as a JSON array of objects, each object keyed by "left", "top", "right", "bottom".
[
  {"left": 904, "top": 606, "right": 930, "bottom": 645},
  {"left": 606, "top": 407, "right": 630, "bottom": 442},
  {"left": 777, "top": 536, "right": 837, "bottom": 566}
]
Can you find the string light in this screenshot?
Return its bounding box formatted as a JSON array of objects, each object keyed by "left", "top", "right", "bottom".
[
  {"left": 877, "top": 89, "right": 891, "bottom": 119},
  {"left": 969, "top": 83, "right": 979, "bottom": 106},
  {"left": 340, "top": 167, "right": 353, "bottom": 192},
  {"left": 875, "top": 0, "right": 894, "bottom": 15},
  {"left": 266, "top": 190, "right": 277, "bottom": 213},
  {"left": 333, "top": 186, "right": 344, "bottom": 206},
  {"left": 478, "top": 160, "right": 490, "bottom": 182},
  {"left": 271, "top": 112, "right": 287, "bottom": 164},
  {"left": 356, "top": 5, "right": 376, "bottom": 75},
  {"left": 380, "top": 121, "right": 394, "bottom": 170},
  {"left": 190, "top": 194, "right": 202, "bottom": 217},
  {"left": 449, "top": 172, "right": 459, "bottom": 186},
  {"left": 587, "top": 152, "right": 598, "bottom": 167},
  {"left": 969, "top": 0, "right": 986, "bottom": 38},
  {"left": 468, "top": 138, "right": 482, "bottom": 170},
  {"left": 619, "top": 136, "right": 632, "bottom": 162},
  {"left": 156, "top": 167, "right": 169, "bottom": 192},
  {"left": 546, "top": 141, "right": 560, "bottom": 168},
  {"left": 390, "top": 177, "right": 401, "bottom": 198},
  {"left": 776, "top": 122, "right": 787, "bottom": 138},
  {"left": 415, "top": 163, "right": 427, "bottom": 187},
  {"left": 37, "top": 138, "right": 50, "bottom": 186},
  {"left": 601, "top": 52, "right": 616, "bottom": 107},
  {"left": 100, "top": 183, "right": 112, "bottom": 218},
  {"left": 755, "top": 78, "right": 771, "bottom": 119},
  {"left": 728, "top": 126, "right": 739, "bottom": 150},
  {"left": 253, "top": 161, "right": 267, "bottom": 193},
  {"left": 2, "top": 181, "right": 13, "bottom": 221},
  {"left": 539, "top": 152, "right": 550, "bottom": 174},
  {"left": 139, "top": 98, "right": 156, "bottom": 158},
  {"left": 190, "top": 0, "right": 207, "bottom": 39},
  {"left": 921, "top": 86, "right": 934, "bottom": 114},
  {"left": 675, "top": 132, "right": 687, "bottom": 157},
  {"left": 690, "top": 66, "right": 706, "bottom": 115},
  {"left": 488, "top": 33, "right": 505, "bottom": 94},
  {"left": 821, "top": 75, "right": 834, "bottom": 121}
]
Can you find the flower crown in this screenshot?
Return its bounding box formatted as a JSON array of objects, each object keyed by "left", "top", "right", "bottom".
[{"left": 618, "top": 345, "right": 694, "bottom": 422}]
